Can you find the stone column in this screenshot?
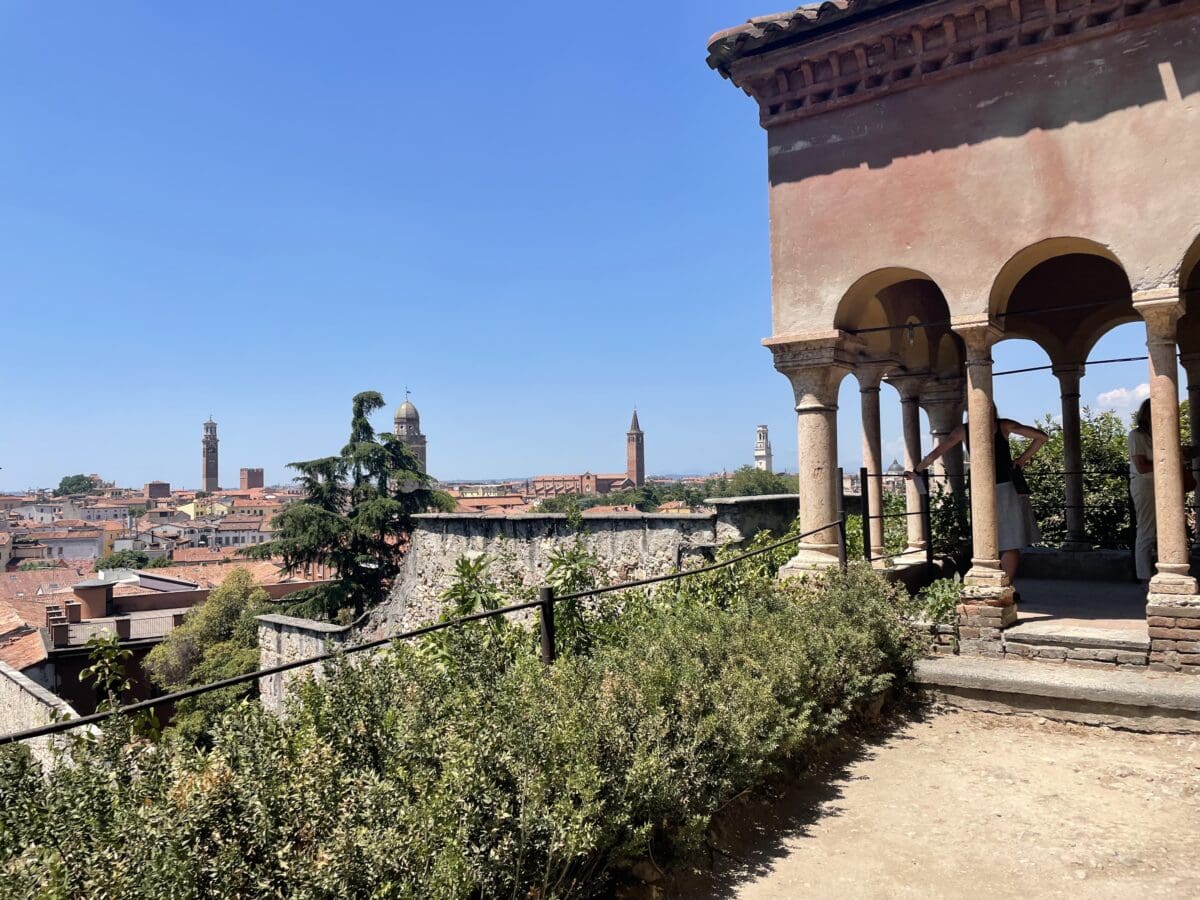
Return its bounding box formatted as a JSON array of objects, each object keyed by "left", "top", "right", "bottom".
[
  {"left": 952, "top": 319, "right": 1014, "bottom": 653},
  {"left": 920, "top": 379, "right": 966, "bottom": 495},
  {"left": 1053, "top": 362, "right": 1089, "bottom": 551},
  {"left": 1135, "top": 294, "right": 1198, "bottom": 625},
  {"left": 767, "top": 334, "right": 860, "bottom": 577},
  {"left": 1180, "top": 352, "right": 1200, "bottom": 550},
  {"left": 858, "top": 362, "right": 892, "bottom": 565},
  {"left": 889, "top": 373, "right": 930, "bottom": 556}
]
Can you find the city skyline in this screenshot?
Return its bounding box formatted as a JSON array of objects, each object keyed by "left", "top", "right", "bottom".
[{"left": 0, "top": 4, "right": 1170, "bottom": 492}]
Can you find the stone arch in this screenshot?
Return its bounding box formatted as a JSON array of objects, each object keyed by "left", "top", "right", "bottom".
[
  {"left": 834, "top": 267, "right": 959, "bottom": 374},
  {"left": 989, "top": 238, "right": 1133, "bottom": 364}
]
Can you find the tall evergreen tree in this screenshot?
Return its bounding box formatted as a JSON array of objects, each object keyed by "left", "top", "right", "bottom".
[{"left": 244, "top": 391, "right": 453, "bottom": 619}]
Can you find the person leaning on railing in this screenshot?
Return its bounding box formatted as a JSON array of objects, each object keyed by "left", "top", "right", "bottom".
[
  {"left": 1128, "top": 398, "right": 1198, "bottom": 583},
  {"left": 906, "top": 413, "right": 1047, "bottom": 592}
]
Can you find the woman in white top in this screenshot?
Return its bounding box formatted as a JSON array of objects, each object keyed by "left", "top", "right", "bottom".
[
  {"left": 1128, "top": 398, "right": 1197, "bottom": 581},
  {"left": 1128, "top": 399, "right": 1156, "bottom": 582}
]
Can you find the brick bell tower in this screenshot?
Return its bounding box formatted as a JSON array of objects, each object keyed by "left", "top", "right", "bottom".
[
  {"left": 626, "top": 409, "right": 644, "bottom": 487},
  {"left": 201, "top": 417, "right": 219, "bottom": 492}
]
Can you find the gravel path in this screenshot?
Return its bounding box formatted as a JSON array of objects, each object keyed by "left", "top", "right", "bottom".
[{"left": 662, "top": 708, "right": 1200, "bottom": 899}]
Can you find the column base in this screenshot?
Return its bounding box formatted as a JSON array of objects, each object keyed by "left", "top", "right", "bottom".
[
  {"left": 778, "top": 544, "right": 841, "bottom": 580},
  {"left": 957, "top": 563, "right": 1016, "bottom": 657},
  {"left": 1146, "top": 601, "right": 1200, "bottom": 674}
]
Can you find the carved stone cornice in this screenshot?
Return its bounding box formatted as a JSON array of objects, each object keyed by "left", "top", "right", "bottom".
[{"left": 716, "top": 0, "right": 1198, "bottom": 129}]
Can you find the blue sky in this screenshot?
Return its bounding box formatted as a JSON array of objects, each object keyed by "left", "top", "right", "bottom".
[{"left": 0, "top": 2, "right": 1163, "bottom": 491}]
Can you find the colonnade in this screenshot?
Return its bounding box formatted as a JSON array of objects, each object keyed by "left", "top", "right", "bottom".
[{"left": 771, "top": 289, "right": 1198, "bottom": 615}]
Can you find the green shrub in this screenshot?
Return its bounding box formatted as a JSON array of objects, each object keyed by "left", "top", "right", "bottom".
[{"left": 0, "top": 543, "right": 918, "bottom": 898}]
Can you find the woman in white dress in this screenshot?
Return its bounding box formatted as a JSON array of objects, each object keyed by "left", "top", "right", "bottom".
[
  {"left": 910, "top": 413, "right": 1047, "bottom": 584},
  {"left": 1128, "top": 399, "right": 1157, "bottom": 582}
]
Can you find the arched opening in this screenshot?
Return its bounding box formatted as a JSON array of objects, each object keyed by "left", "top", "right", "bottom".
[
  {"left": 990, "top": 242, "right": 1154, "bottom": 636},
  {"left": 834, "top": 269, "right": 959, "bottom": 565}
]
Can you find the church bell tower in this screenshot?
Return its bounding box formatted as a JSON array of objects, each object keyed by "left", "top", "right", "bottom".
[
  {"left": 626, "top": 410, "right": 645, "bottom": 487},
  {"left": 201, "top": 417, "right": 219, "bottom": 492}
]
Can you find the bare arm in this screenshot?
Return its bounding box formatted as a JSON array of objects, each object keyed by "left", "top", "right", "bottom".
[
  {"left": 1132, "top": 453, "right": 1153, "bottom": 474},
  {"left": 1000, "top": 419, "right": 1048, "bottom": 469},
  {"left": 909, "top": 424, "right": 965, "bottom": 476}
]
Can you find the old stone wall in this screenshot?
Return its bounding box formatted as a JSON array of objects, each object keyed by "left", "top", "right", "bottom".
[
  {"left": 256, "top": 614, "right": 351, "bottom": 713},
  {"left": 368, "top": 498, "right": 797, "bottom": 636},
  {"left": 256, "top": 499, "right": 799, "bottom": 709},
  {"left": 0, "top": 660, "right": 82, "bottom": 767}
]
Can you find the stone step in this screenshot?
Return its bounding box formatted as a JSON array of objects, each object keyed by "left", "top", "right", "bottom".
[
  {"left": 913, "top": 655, "right": 1200, "bottom": 733},
  {"left": 1003, "top": 620, "right": 1148, "bottom": 652}
]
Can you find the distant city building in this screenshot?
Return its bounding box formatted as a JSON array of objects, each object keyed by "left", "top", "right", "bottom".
[
  {"left": 201, "top": 418, "right": 219, "bottom": 493},
  {"left": 240, "top": 468, "right": 265, "bottom": 490},
  {"left": 627, "top": 410, "right": 645, "bottom": 487},
  {"left": 144, "top": 481, "right": 171, "bottom": 500},
  {"left": 394, "top": 393, "right": 428, "bottom": 474},
  {"left": 754, "top": 425, "right": 773, "bottom": 473},
  {"left": 529, "top": 410, "right": 644, "bottom": 498}
]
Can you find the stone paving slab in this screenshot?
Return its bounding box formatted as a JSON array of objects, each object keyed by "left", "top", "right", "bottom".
[{"left": 1004, "top": 619, "right": 1149, "bottom": 650}]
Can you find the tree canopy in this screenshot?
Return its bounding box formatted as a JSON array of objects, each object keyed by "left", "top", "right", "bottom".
[
  {"left": 54, "top": 474, "right": 93, "bottom": 496},
  {"left": 243, "top": 391, "right": 454, "bottom": 619}
]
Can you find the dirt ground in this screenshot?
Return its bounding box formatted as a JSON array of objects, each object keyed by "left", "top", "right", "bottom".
[{"left": 661, "top": 707, "right": 1200, "bottom": 899}]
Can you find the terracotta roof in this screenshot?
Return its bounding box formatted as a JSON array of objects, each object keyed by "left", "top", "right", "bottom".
[
  {"left": 706, "top": 0, "right": 914, "bottom": 77},
  {"left": 0, "top": 628, "right": 47, "bottom": 670},
  {"left": 170, "top": 546, "right": 242, "bottom": 563}
]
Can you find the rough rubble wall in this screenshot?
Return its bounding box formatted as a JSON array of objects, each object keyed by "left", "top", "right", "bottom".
[
  {"left": 256, "top": 614, "right": 350, "bottom": 713},
  {"left": 255, "top": 499, "right": 799, "bottom": 708},
  {"left": 0, "top": 660, "right": 81, "bottom": 768},
  {"left": 368, "top": 499, "right": 798, "bottom": 637}
]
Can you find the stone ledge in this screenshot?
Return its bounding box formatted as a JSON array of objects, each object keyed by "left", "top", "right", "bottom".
[
  {"left": 1003, "top": 624, "right": 1149, "bottom": 652},
  {"left": 914, "top": 655, "right": 1200, "bottom": 715}
]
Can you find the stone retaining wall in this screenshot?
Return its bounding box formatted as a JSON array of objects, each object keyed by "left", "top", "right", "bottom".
[
  {"left": 256, "top": 614, "right": 351, "bottom": 713},
  {"left": 367, "top": 496, "right": 799, "bottom": 637},
  {"left": 0, "top": 660, "right": 82, "bottom": 767}
]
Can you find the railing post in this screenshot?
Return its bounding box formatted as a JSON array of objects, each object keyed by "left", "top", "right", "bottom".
[
  {"left": 538, "top": 586, "right": 556, "bottom": 665},
  {"left": 921, "top": 470, "right": 933, "bottom": 567},
  {"left": 860, "top": 466, "right": 872, "bottom": 562},
  {"left": 836, "top": 467, "right": 847, "bottom": 570}
]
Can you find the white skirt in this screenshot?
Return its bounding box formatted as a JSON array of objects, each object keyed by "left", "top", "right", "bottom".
[{"left": 996, "top": 481, "right": 1039, "bottom": 552}]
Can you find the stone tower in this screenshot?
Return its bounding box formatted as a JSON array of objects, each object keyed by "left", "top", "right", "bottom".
[
  {"left": 394, "top": 393, "right": 428, "bottom": 474},
  {"left": 754, "top": 424, "right": 773, "bottom": 474},
  {"left": 201, "top": 417, "right": 219, "bottom": 492},
  {"left": 626, "top": 410, "right": 645, "bottom": 487}
]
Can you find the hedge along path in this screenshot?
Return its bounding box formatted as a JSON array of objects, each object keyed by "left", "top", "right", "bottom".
[{"left": 0, "top": 519, "right": 845, "bottom": 749}]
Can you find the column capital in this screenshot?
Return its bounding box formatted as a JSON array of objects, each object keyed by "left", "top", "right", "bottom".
[
  {"left": 855, "top": 357, "right": 900, "bottom": 391},
  {"left": 950, "top": 317, "right": 1004, "bottom": 360},
  {"left": 1051, "top": 362, "right": 1085, "bottom": 395},
  {"left": 1133, "top": 291, "right": 1183, "bottom": 339},
  {"left": 766, "top": 330, "right": 863, "bottom": 410},
  {"left": 1180, "top": 352, "right": 1200, "bottom": 382},
  {"left": 886, "top": 371, "right": 929, "bottom": 402}
]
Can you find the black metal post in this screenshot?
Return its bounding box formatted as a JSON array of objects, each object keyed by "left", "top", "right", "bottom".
[
  {"left": 860, "top": 466, "right": 872, "bottom": 562},
  {"left": 538, "top": 586, "right": 556, "bottom": 664},
  {"left": 921, "top": 470, "right": 934, "bottom": 567},
  {"left": 836, "top": 467, "right": 847, "bottom": 570}
]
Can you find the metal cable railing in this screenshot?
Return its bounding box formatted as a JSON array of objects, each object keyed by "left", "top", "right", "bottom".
[{"left": 1, "top": 518, "right": 846, "bottom": 748}]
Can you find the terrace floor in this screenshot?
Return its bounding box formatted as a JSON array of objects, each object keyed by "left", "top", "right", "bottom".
[{"left": 1012, "top": 577, "right": 1148, "bottom": 648}]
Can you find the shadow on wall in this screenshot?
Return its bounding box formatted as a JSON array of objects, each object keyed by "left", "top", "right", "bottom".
[{"left": 767, "top": 17, "right": 1200, "bottom": 182}]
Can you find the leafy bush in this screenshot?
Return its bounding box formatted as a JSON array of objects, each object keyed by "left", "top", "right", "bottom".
[
  {"left": 1, "top": 544, "right": 918, "bottom": 898},
  {"left": 915, "top": 575, "right": 963, "bottom": 624}
]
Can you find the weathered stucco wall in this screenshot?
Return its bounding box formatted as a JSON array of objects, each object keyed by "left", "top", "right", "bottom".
[
  {"left": 763, "top": 13, "right": 1200, "bottom": 331},
  {"left": 256, "top": 614, "right": 350, "bottom": 714},
  {"left": 0, "top": 660, "right": 81, "bottom": 768}
]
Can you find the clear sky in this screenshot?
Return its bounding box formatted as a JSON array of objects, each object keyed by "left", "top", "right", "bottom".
[{"left": 0, "top": 2, "right": 1167, "bottom": 492}]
